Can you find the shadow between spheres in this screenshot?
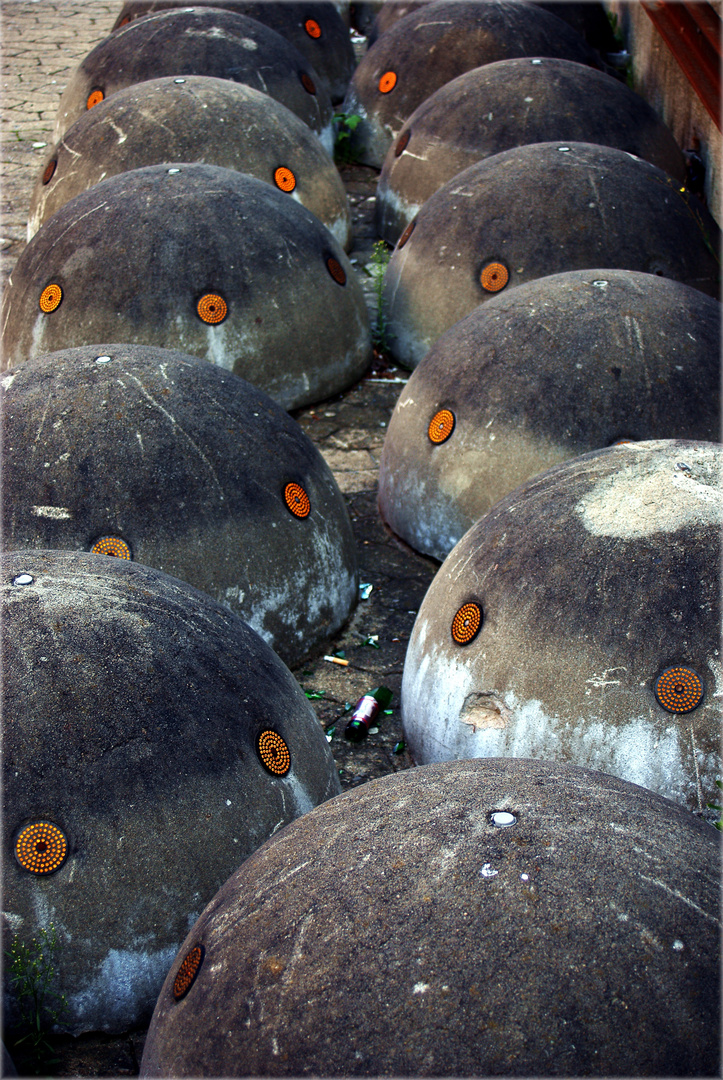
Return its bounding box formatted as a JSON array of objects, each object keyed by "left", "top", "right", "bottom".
[
  {"left": 2, "top": 165, "right": 372, "bottom": 410},
  {"left": 140, "top": 759, "right": 721, "bottom": 1078},
  {"left": 2, "top": 549, "right": 341, "bottom": 1036},
  {"left": 2, "top": 345, "right": 359, "bottom": 668}
]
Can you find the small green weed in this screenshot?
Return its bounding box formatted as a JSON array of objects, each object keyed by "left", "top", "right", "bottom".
[
  {"left": 334, "top": 112, "right": 363, "bottom": 165},
  {"left": 367, "top": 239, "right": 392, "bottom": 354},
  {"left": 5, "top": 925, "right": 68, "bottom": 1073}
]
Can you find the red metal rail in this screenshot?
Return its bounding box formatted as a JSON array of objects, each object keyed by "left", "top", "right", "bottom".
[{"left": 641, "top": 1, "right": 721, "bottom": 130}]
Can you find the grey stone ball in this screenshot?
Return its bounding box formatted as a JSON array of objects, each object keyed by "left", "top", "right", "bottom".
[
  {"left": 30, "top": 76, "right": 351, "bottom": 250},
  {"left": 2, "top": 345, "right": 359, "bottom": 667},
  {"left": 378, "top": 270, "right": 721, "bottom": 560},
  {"left": 376, "top": 57, "right": 687, "bottom": 244},
  {"left": 340, "top": 0, "right": 598, "bottom": 167},
  {"left": 139, "top": 759, "right": 721, "bottom": 1077},
  {"left": 401, "top": 440, "right": 722, "bottom": 815},
  {"left": 383, "top": 141, "right": 721, "bottom": 369},
  {"left": 53, "top": 8, "right": 334, "bottom": 152},
  {"left": 111, "top": 1, "right": 356, "bottom": 104},
  {"left": 2, "top": 549, "right": 341, "bottom": 1035},
  {"left": 2, "top": 164, "right": 371, "bottom": 409}
]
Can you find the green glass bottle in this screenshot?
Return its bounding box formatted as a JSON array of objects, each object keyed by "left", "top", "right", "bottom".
[{"left": 344, "top": 686, "right": 393, "bottom": 742}]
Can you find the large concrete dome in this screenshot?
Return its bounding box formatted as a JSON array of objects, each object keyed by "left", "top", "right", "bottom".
[
  {"left": 376, "top": 57, "right": 687, "bottom": 244},
  {"left": 111, "top": 1, "right": 356, "bottom": 104},
  {"left": 53, "top": 8, "right": 334, "bottom": 152},
  {"left": 401, "top": 440, "right": 722, "bottom": 814},
  {"left": 378, "top": 271, "right": 721, "bottom": 560},
  {"left": 2, "top": 345, "right": 359, "bottom": 667},
  {"left": 2, "top": 164, "right": 371, "bottom": 409},
  {"left": 30, "top": 77, "right": 351, "bottom": 249},
  {"left": 383, "top": 141, "right": 721, "bottom": 369},
  {"left": 340, "top": 0, "right": 598, "bottom": 166},
  {"left": 140, "top": 759, "right": 720, "bottom": 1077},
  {"left": 2, "top": 549, "right": 341, "bottom": 1035}
]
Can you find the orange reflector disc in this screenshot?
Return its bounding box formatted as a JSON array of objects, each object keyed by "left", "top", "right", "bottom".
[
  {"left": 379, "top": 71, "right": 397, "bottom": 94},
  {"left": 301, "top": 72, "right": 316, "bottom": 95},
  {"left": 91, "top": 536, "right": 132, "bottom": 560},
  {"left": 480, "top": 262, "right": 509, "bottom": 292},
  {"left": 39, "top": 284, "right": 62, "bottom": 313},
  {"left": 326, "top": 257, "right": 346, "bottom": 286},
  {"left": 284, "top": 482, "right": 311, "bottom": 518},
  {"left": 654, "top": 667, "right": 704, "bottom": 713},
  {"left": 305, "top": 18, "right": 321, "bottom": 38},
  {"left": 15, "top": 821, "right": 68, "bottom": 875},
  {"left": 397, "top": 219, "right": 415, "bottom": 249},
  {"left": 274, "top": 166, "right": 296, "bottom": 192},
  {"left": 173, "top": 945, "right": 204, "bottom": 1001},
  {"left": 395, "top": 130, "right": 410, "bottom": 157},
  {"left": 87, "top": 89, "right": 104, "bottom": 109},
  {"left": 258, "top": 730, "right": 291, "bottom": 775},
  {"left": 197, "top": 293, "right": 227, "bottom": 324},
  {"left": 451, "top": 602, "right": 482, "bottom": 645},
  {"left": 428, "top": 409, "right": 455, "bottom": 444},
  {"left": 42, "top": 159, "right": 57, "bottom": 185}
]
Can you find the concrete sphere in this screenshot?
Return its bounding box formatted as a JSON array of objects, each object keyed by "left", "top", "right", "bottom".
[
  {"left": 383, "top": 141, "right": 721, "bottom": 369},
  {"left": 2, "top": 164, "right": 371, "bottom": 409},
  {"left": 340, "top": 0, "right": 598, "bottom": 167},
  {"left": 2, "top": 345, "right": 359, "bottom": 667},
  {"left": 401, "top": 440, "right": 722, "bottom": 814},
  {"left": 30, "top": 77, "right": 351, "bottom": 250},
  {"left": 1, "top": 549, "right": 341, "bottom": 1035},
  {"left": 376, "top": 58, "right": 687, "bottom": 244},
  {"left": 368, "top": 1, "right": 620, "bottom": 52},
  {"left": 378, "top": 271, "right": 722, "bottom": 560},
  {"left": 111, "top": 0, "right": 356, "bottom": 104},
  {"left": 53, "top": 8, "right": 334, "bottom": 152},
  {"left": 140, "top": 759, "right": 721, "bottom": 1077}
]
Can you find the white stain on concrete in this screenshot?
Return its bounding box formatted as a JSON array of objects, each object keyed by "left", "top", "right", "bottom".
[
  {"left": 67, "top": 945, "right": 179, "bottom": 1032},
  {"left": 32, "top": 505, "right": 72, "bottom": 519}
]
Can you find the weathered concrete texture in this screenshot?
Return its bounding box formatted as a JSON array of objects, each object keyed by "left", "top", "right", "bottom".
[
  {"left": 29, "top": 76, "right": 352, "bottom": 250},
  {"left": 383, "top": 140, "right": 721, "bottom": 369},
  {"left": 376, "top": 57, "right": 687, "bottom": 243},
  {"left": 341, "top": 0, "right": 598, "bottom": 166},
  {"left": 402, "top": 440, "right": 722, "bottom": 815},
  {"left": 111, "top": 0, "right": 356, "bottom": 104},
  {"left": 140, "top": 759, "right": 721, "bottom": 1078},
  {"left": 367, "top": 1, "right": 621, "bottom": 53},
  {"left": 53, "top": 8, "right": 335, "bottom": 153},
  {"left": 2, "top": 345, "right": 360, "bottom": 667},
  {"left": 2, "top": 549, "right": 342, "bottom": 1036},
  {"left": 2, "top": 164, "right": 372, "bottom": 409},
  {"left": 378, "top": 270, "right": 722, "bottom": 560}
]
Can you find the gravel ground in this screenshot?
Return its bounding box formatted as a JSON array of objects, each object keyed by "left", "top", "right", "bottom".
[{"left": 2, "top": 4, "right": 437, "bottom": 1074}]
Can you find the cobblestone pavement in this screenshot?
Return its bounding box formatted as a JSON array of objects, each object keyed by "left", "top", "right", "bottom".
[{"left": 2, "top": 3, "right": 437, "bottom": 1074}]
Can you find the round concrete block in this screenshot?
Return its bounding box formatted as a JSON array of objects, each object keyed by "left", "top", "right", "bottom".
[
  {"left": 383, "top": 141, "right": 721, "bottom": 369},
  {"left": 111, "top": 1, "right": 355, "bottom": 104},
  {"left": 376, "top": 58, "right": 687, "bottom": 243},
  {"left": 368, "top": 1, "right": 619, "bottom": 52},
  {"left": 53, "top": 8, "right": 334, "bottom": 152},
  {"left": 401, "top": 440, "right": 722, "bottom": 813},
  {"left": 378, "top": 270, "right": 721, "bottom": 560},
  {"left": 30, "top": 76, "right": 351, "bottom": 250},
  {"left": 140, "top": 759, "right": 721, "bottom": 1077},
  {"left": 340, "top": 0, "right": 598, "bottom": 167},
  {"left": 2, "top": 164, "right": 371, "bottom": 409},
  {"left": 1, "top": 548, "right": 341, "bottom": 1035},
  {"left": 2, "top": 345, "right": 359, "bottom": 667}
]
